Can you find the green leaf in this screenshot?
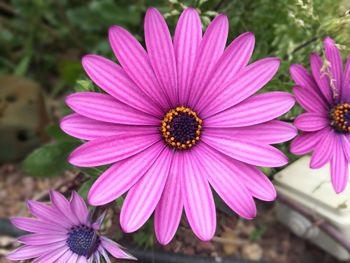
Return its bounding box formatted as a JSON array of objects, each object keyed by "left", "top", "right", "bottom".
[
  {"left": 80, "top": 166, "right": 108, "bottom": 178},
  {"left": 46, "top": 123, "right": 78, "bottom": 142},
  {"left": 58, "top": 60, "right": 83, "bottom": 84},
  {"left": 78, "top": 178, "right": 96, "bottom": 201},
  {"left": 14, "top": 55, "right": 31, "bottom": 76},
  {"left": 22, "top": 141, "right": 80, "bottom": 177},
  {"left": 249, "top": 225, "right": 266, "bottom": 241}
]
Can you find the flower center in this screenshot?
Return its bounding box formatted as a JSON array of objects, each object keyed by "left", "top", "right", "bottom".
[
  {"left": 330, "top": 103, "right": 350, "bottom": 133},
  {"left": 161, "top": 106, "right": 202, "bottom": 150},
  {"left": 67, "top": 225, "right": 100, "bottom": 257}
]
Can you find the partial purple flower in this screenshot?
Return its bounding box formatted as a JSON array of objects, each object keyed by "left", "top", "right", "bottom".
[
  {"left": 7, "top": 191, "right": 136, "bottom": 262},
  {"left": 290, "top": 37, "right": 350, "bottom": 193},
  {"left": 60, "top": 7, "right": 296, "bottom": 244}
]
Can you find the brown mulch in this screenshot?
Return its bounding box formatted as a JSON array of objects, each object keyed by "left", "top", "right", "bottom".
[{"left": 0, "top": 164, "right": 343, "bottom": 263}]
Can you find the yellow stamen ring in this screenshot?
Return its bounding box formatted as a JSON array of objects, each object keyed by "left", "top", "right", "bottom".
[
  {"left": 330, "top": 103, "right": 350, "bottom": 133},
  {"left": 161, "top": 106, "right": 202, "bottom": 150}
]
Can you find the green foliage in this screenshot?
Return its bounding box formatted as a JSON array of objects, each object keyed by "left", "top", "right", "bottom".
[
  {"left": 22, "top": 141, "right": 80, "bottom": 177},
  {"left": 132, "top": 219, "right": 156, "bottom": 248},
  {"left": 3, "top": 0, "right": 350, "bottom": 248},
  {"left": 22, "top": 122, "right": 81, "bottom": 177},
  {"left": 78, "top": 177, "right": 96, "bottom": 200},
  {"left": 249, "top": 225, "right": 267, "bottom": 241}
]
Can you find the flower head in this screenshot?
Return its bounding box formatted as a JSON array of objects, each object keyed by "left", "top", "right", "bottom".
[
  {"left": 7, "top": 191, "right": 136, "bottom": 262},
  {"left": 290, "top": 37, "right": 350, "bottom": 193},
  {"left": 60, "top": 7, "right": 296, "bottom": 244}
]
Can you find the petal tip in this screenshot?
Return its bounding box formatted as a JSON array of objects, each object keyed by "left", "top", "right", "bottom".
[
  {"left": 146, "top": 7, "right": 159, "bottom": 14},
  {"left": 332, "top": 179, "right": 347, "bottom": 194},
  {"left": 245, "top": 31, "right": 255, "bottom": 39},
  {"left": 108, "top": 25, "right": 124, "bottom": 38},
  {"left": 157, "top": 237, "right": 172, "bottom": 246},
  {"left": 324, "top": 36, "right": 335, "bottom": 45},
  {"left": 87, "top": 189, "right": 107, "bottom": 207},
  {"left": 289, "top": 64, "right": 301, "bottom": 74},
  {"left": 310, "top": 52, "right": 319, "bottom": 59},
  {"left": 120, "top": 221, "right": 138, "bottom": 234}
]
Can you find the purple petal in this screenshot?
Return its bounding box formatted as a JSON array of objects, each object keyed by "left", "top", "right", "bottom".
[
  {"left": 331, "top": 138, "right": 349, "bottom": 193},
  {"left": 70, "top": 191, "right": 89, "bottom": 225},
  {"left": 310, "top": 53, "right": 333, "bottom": 104},
  {"left": 100, "top": 237, "right": 136, "bottom": 260},
  {"left": 88, "top": 142, "right": 165, "bottom": 206},
  {"left": 68, "top": 133, "right": 160, "bottom": 167},
  {"left": 18, "top": 233, "right": 67, "bottom": 246},
  {"left": 187, "top": 14, "right": 228, "bottom": 106},
  {"left": 99, "top": 247, "right": 112, "bottom": 263},
  {"left": 109, "top": 26, "right": 169, "bottom": 110},
  {"left": 294, "top": 112, "right": 329, "bottom": 132},
  {"left": 341, "top": 134, "right": 350, "bottom": 162},
  {"left": 26, "top": 200, "right": 72, "bottom": 229},
  {"left": 65, "top": 92, "right": 159, "bottom": 126},
  {"left": 290, "top": 131, "right": 323, "bottom": 155},
  {"left": 92, "top": 212, "right": 106, "bottom": 230},
  {"left": 82, "top": 55, "right": 162, "bottom": 117},
  {"left": 310, "top": 128, "right": 335, "bottom": 168},
  {"left": 68, "top": 253, "right": 79, "bottom": 263},
  {"left": 92, "top": 252, "right": 101, "bottom": 263},
  {"left": 77, "top": 256, "right": 88, "bottom": 263},
  {"left": 6, "top": 242, "right": 66, "bottom": 261},
  {"left": 174, "top": 8, "right": 202, "bottom": 104},
  {"left": 155, "top": 152, "right": 183, "bottom": 245},
  {"left": 196, "top": 32, "right": 255, "bottom": 112},
  {"left": 202, "top": 58, "right": 280, "bottom": 117},
  {"left": 145, "top": 8, "right": 177, "bottom": 107},
  {"left": 233, "top": 161, "right": 276, "bottom": 201},
  {"left": 56, "top": 250, "right": 74, "bottom": 263},
  {"left": 60, "top": 113, "right": 156, "bottom": 141},
  {"left": 203, "top": 133, "right": 288, "bottom": 167},
  {"left": 11, "top": 217, "right": 67, "bottom": 234},
  {"left": 290, "top": 64, "right": 318, "bottom": 91},
  {"left": 181, "top": 151, "right": 216, "bottom": 241},
  {"left": 120, "top": 147, "right": 173, "bottom": 233},
  {"left": 32, "top": 247, "right": 68, "bottom": 263},
  {"left": 293, "top": 86, "right": 328, "bottom": 113},
  {"left": 50, "top": 191, "right": 80, "bottom": 226},
  {"left": 198, "top": 144, "right": 257, "bottom": 218},
  {"left": 205, "top": 91, "right": 295, "bottom": 126},
  {"left": 342, "top": 54, "right": 350, "bottom": 100},
  {"left": 324, "top": 37, "right": 343, "bottom": 100},
  {"left": 206, "top": 120, "right": 297, "bottom": 144},
  {"left": 7, "top": 246, "right": 42, "bottom": 261}
]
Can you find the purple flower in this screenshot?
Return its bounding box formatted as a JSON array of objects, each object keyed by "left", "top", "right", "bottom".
[
  {"left": 60, "top": 7, "right": 296, "bottom": 244},
  {"left": 7, "top": 191, "right": 136, "bottom": 262},
  {"left": 290, "top": 37, "right": 350, "bottom": 193}
]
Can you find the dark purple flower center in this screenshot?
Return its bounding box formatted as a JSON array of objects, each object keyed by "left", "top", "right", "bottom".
[
  {"left": 67, "top": 225, "right": 100, "bottom": 257},
  {"left": 330, "top": 103, "right": 350, "bottom": 133},
  {"left": 161, "top": 106, "right": 202, "bottom": 150}
]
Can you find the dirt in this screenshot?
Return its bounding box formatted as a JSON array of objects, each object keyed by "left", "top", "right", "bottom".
[{"left": 0, "top": 164, "right": 345, "bottom": 263}]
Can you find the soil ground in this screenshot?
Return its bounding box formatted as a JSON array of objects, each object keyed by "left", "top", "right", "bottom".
[{"left": 0, "top": 164, "right": 345, "bottom": 263}]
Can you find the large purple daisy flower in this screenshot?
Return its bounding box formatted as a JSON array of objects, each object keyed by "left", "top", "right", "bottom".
[
  {"left": 7, "top": 191, "right": 135, "bottom": 262},
  {"left": 290, "top": 37, "right": 350, "bottom": 193},
  {"left": 60, "top": 7, "right": 296, "bottom": 244}
]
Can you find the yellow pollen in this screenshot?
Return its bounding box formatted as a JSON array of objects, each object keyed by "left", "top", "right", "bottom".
[
  {"left": 330, "top": 104, "right": 350, "bottom": 133},
  {"left": 161, "top": 106, "right": 202, "bottom": 150}
]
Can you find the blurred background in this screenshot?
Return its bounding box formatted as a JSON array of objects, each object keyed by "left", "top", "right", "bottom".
[{"left": 1, "top": 0, "right": 350, "bottom": 262}]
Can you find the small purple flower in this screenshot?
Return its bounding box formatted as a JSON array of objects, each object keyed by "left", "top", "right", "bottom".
[
  {"left": 60, "top": 7, "right": 296, "bottom": 244},
  {"left": 291, "top": 37, "right": 350, "bottom": 193},
  {"left": 7, "top": 191, "right": 136, "bottom": 262}
]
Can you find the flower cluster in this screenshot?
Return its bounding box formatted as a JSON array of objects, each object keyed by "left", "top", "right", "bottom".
[
  {"left": 291, "top": 37, "right": 350, "bottom": 193},
  {"left": 7, "top": 191, "right": 135, "bottom": 262},
  {"left": 60, "top": 7, "right": 296, "bottom": 244},
  {"left": 8, "top": 7, "right": 350, "bottom": 263}
]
